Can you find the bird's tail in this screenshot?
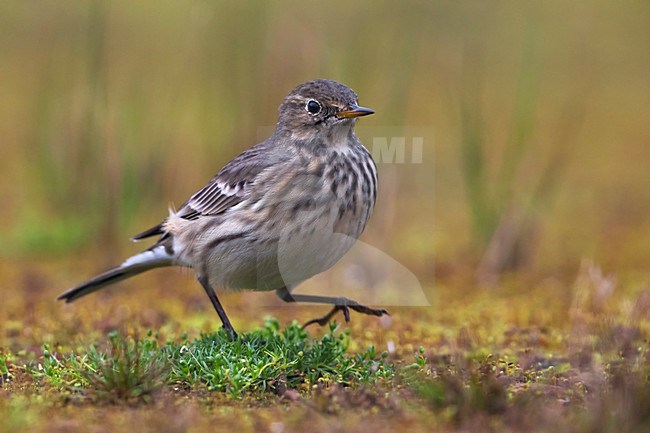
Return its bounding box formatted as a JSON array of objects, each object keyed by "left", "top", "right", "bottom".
[{"left": 57, "top": 244, "right": 174, "bottom": 303}]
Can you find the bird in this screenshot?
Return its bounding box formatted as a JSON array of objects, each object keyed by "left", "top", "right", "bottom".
[{"left": 58, "top": 79, "right": 388, "bottom": 340}]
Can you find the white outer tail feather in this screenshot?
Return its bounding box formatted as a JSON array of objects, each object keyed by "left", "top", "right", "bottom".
[{"left": 121, "top": 245, "right": 173, "bottom": 267}]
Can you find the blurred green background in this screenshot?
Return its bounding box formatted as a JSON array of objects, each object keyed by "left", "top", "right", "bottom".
[{"left": 0, "top": 0, "right": 648, "bottom": 288}]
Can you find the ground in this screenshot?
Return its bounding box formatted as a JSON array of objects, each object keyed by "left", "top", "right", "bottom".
[{"left": 1, "top": 257, "right": 648, "bottom": 433}]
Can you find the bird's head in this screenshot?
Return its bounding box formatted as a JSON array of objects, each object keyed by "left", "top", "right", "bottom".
[{"left": 276, "top": 79, "right": 374, "bottom": 140}]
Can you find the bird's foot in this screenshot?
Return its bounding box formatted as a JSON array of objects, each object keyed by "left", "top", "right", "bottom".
[{"left": 302, "top": 301, "right": 389, "bottom": 329}]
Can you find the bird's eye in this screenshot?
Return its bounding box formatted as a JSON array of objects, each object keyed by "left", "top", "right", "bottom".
[{"left": 306, "top": 100, "right": 322, "bottom": 115}]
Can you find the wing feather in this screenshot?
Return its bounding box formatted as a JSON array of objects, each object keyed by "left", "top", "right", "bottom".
[{"left": 132, "top": 139, "right": 280, "bottom": 241}]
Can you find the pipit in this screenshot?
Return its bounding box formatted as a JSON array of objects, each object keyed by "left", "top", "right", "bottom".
[{"left": 58, "top": 79, "right": 388, "bottom": 339}]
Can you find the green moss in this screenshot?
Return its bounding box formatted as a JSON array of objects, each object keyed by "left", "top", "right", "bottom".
[{"left": 26, "top": 319, "right": 393, "bottom": 401}]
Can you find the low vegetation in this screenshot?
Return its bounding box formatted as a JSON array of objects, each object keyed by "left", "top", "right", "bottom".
[
  {"left": 20, "top": 320, "right": 393, "bottom": 403},
  {"left": 2, "top": 283, "right": 649, "bottom": 433}
]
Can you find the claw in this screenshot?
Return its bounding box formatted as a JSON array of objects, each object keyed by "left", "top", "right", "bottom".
[
  {"left": 342, "top": 306, "right": 351, "bottom": 323},
  {"left": 302, "top": 302, "right": 389, "bottom": 329}
]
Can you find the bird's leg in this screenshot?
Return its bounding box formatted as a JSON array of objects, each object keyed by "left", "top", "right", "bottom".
[
  {"left": 198, "top": 276, "right": 238, "bottom": 340},
  {"left": 276, "top": 287, "right": 389, "bottom": 329}
]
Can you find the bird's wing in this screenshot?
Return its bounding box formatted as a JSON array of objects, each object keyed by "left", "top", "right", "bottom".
[
  {"left": 174, "top": 176, "right": 247, "bottom": 220},
  {"left": 132, "top": 140, "right": 280, "bottom": 241}
]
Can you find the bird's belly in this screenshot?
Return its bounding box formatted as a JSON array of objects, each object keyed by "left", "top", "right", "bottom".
[{"left": 199, "top": 204, "right": 365, "bottom": 292}]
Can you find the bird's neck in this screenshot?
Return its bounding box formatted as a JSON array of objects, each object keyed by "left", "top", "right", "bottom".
[{"left": 275, "top": 122, "right": 358, "bottom": 153}]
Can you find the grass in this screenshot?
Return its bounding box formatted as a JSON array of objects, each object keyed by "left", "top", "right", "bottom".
[
  {"left": 167, "top": 320, "right": 392, "bottom": 395},
  {"left": 22, "top": 320, "right": 393, "bottom": 402},
  {"left": 3, "top": 298, "right": 649, "bottom": 432},
  {"left": 458, "top": 14, "right": 587, "bottom": 280},
  {"left": 1, "top": 258, "right": 649, "bottom": 431}
]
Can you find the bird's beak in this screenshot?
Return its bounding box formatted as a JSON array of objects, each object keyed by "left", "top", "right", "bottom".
[{"left": 338, "top": 104, "right": 375, "bottom": 119}]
